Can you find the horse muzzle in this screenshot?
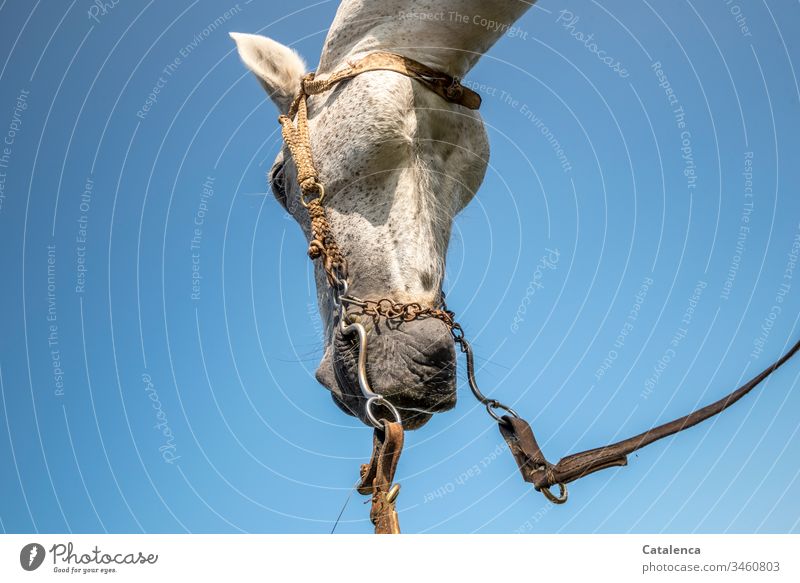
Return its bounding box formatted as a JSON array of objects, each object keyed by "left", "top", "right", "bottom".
[{"left": 317, "top": 310, "right": 457, "bottom": 429}]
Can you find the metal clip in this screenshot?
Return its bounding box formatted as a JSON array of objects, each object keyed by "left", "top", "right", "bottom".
[{"left": 541, "top": 482, "right": 568, "bottom": 505}]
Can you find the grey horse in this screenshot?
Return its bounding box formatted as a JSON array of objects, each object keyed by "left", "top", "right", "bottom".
[{"left": 232, "top": 1, "right": 533, "bottom": 427}]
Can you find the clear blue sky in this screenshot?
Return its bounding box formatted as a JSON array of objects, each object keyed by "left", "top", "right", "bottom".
[{"left": 1, "top": 0, "right": 799, "bottom": 534}]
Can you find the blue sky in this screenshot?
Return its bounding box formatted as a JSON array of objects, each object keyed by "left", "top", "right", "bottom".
[{"left": 0, "top": 0, "right": 799, "bottom": 534}]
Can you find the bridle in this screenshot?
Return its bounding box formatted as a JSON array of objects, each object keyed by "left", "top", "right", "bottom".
[
  {"left": 278, "top": 51, "right": 480, "bottom": 430},
  {"left": 277, "top": 51, "right": 800, "bottom": 534}
]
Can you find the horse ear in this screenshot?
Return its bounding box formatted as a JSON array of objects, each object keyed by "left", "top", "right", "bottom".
[{"left": 230, "top": 32, "right": 306, "bottom": 112}]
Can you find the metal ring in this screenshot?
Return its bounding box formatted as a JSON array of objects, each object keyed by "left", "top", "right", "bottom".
[
  {"left": 365, "top": 396, "right": 402, "bottom": 428},
  {"left": 338, "top": 317, "right": 403, "bottom": 429},
  {"left": 299, "top": 182, "right": 325, "bottom": 208},
  {"left": 485, "top": 400, "right": 520, "bottom": 423},
  {"left": 376, "top": 298, "right": 394, "bottom": 315},
  {"left": 450, "top": 323, "right": 465, "bottom": 341},
  {"left": 541, "top": 483, "right": 568, "bottom": 504}
]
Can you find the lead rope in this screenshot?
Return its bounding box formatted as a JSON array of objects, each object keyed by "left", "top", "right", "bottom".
[
  {"left": 277, "top": 52, "right": 800, "bottom": 528},
  {"left": 357, "top": 298, "right": 800, "bottom": 504},
  {"left": 495, "top": 336, "right": 800, "bottom": 500},
  {"left": 356, "top": 419, "right": 404, "bottom": 534}
]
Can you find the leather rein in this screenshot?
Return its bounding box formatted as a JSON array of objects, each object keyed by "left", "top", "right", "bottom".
[{"left": 277, "top": 51, "right": 800, "bottom": 534}]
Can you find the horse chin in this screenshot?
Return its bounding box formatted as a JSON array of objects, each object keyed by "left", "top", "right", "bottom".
[{"left": 314, "top": 317, "right": 457, "bottom": 430}]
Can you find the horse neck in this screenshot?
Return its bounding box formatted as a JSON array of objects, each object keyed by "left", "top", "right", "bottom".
[{"left": 318, "top": 0, "right": 535, "bottom": 77}]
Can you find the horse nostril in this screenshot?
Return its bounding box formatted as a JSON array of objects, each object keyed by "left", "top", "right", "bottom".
[{"left": 424, "top": 334, "right": 455, "bottom": 368}]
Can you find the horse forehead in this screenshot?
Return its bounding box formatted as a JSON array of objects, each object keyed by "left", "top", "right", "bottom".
[
  {"left": 306, "top": 72, "right": 418, "bottom": 189},
  {"left": 308, "top": 71, "right": 481, "bottom": 167},
  {"left": 311, "top": 73, "right": 415, "bottom": 145}
]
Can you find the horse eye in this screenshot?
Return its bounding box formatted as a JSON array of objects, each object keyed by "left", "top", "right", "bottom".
[{"left": 270, "top": 161, "right": 287, "bottom": 207}]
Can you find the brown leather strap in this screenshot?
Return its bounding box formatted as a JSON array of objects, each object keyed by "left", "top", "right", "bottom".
[
  {"left": 302, "top": 51, "right": 481, "bottom": 110},
  {"left": 358, "top": 420, "right": 404, "bottom": 534},
  {"left": 500, "top": 337, "right": 800, "bottom": 501}
]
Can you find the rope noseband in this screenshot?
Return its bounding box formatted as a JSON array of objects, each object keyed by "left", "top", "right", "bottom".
[{"left": 277, "top": 51, "right": 800, "bottom": 534}]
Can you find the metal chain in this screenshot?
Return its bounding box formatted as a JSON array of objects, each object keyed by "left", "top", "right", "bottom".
[
  {"left": 339, "top": 293, "right": 522, "bottom": 426},
  {"left": 340, "top": 296, "right": 456, "bottom": 327}
]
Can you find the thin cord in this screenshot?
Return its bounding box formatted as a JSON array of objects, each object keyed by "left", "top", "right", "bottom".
[{"left": 330, "top": 478, "right": 362, "bottom": 534}]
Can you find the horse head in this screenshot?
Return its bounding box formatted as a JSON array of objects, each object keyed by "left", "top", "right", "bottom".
[{"left": 232, "top": 1, "right": 533, "bottom": 428}]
